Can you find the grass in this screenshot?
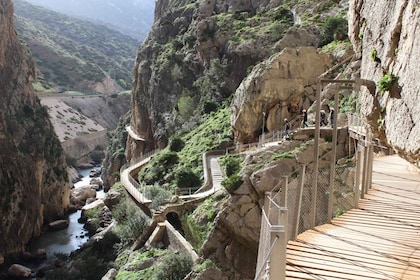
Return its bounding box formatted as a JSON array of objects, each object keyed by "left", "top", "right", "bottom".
[{"left": 139, "top": 106, "right": 231, "bottom": 191}]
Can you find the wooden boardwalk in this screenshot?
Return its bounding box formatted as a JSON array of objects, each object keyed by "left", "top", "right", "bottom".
[{"left": 286, "top": 155, "right": 420, "bottom": 279}]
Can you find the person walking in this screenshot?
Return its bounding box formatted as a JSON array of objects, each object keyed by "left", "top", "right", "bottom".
[
  {"left": 330, "top": 107, "right": 335, "bottom": 128},
  {"left": 320, "top": 110, "right": 327, "bottom": 126},
  {"left": 284, "top": 118, "right": 290, "bottom": 139},
  {"left": 301, "top": 109, "right": 308, "bottom": 128}
]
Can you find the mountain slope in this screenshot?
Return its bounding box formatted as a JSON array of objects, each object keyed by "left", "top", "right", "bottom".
[
  {"left": 14, "top": 0, "right": 140, "bottom": 93},
  {"left": 24, "top": 0, "right": 155, "bottom": 40}
]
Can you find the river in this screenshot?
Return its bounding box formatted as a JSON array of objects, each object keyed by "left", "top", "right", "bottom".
[{"left": 30, "top": 168, "right": 104, "bottom": 257}]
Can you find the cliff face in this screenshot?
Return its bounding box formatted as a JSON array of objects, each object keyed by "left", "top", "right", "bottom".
[
  {"left": 0, "top": 0, "right": 70, "bottom": 258},
  {"left": 349, "top": 0, "right": 420, "bottom": 164},
  {"left": 128, "top": 0, "right": 328, "bottom": 161},
  {"left": 231, "top": 46, "right": 334, "bottom": 143}
]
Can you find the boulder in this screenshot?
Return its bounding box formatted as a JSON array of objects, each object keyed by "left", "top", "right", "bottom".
[
  {"left": 101, "top": 268, "right": 117, "bottom": 280},
  {"left": 90, "top": 177, "right": 103, "bottom": 188},
  {"left": 82, "top": 199, "right": 105, "bottom": 212},
  {"left": 89, "top": 168, "right": 102, "bottom": 178},
  {"left": 48, "top": 219, "right": 69, "bottom": 231},
  {"left": 230, "top": 47, "right": 332, "bottom": 143},
  {"left": 104, "top": 190, "right": 122, "bottom": 208},
  {"left": 8, "top": 264, "right": 31, "bottom": 278},
  {"left": 71, "top": 185, "right": 97, "bottom": 208}
]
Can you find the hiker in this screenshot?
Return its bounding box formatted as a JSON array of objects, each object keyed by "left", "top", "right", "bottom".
[
  {"left": 284, "top": 118, "right": 290, "bottom": 139},
  {"left": 320, "top": 110, "right": 327, "bottom": 126},
  {"left": 301, "top": 109, "right": 308, "bottom": 128},
  {"left": 330, "top": 107, "right": 335, "bottom": 128}
]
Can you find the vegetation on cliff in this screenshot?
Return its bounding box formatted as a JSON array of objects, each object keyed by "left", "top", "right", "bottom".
[{"left": 0, "top": 0, "right": 70, "bottom": 258}]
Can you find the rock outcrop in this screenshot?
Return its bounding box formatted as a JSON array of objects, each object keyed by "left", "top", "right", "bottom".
[
  {"left": 349, "top": 0, "right": 420, "bottom": 164},
  {"left": 231, "top": 47, "right": 332, "bottom": 143},
  {"left": 127, "top": 0, "right": 333, "bottom": 161},
  {"left": 0, "top": 0, "right": 70, "bottom": 258},
  {"left": 201, "top": 132, "right": 351, "bottom": 279}
]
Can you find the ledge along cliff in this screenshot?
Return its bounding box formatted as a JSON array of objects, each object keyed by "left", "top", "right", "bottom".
[{"left": 0, "top": 0, "right": 70, "bottom": 261}]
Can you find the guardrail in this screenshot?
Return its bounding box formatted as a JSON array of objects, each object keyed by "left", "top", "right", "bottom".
[{"left": 120, "top": 149, "right": 161, "bottom": 205}]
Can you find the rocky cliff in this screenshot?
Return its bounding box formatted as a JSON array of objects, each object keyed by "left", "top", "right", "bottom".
[
  {"left": 349, "top": 0, "right": 420, "bottom": 164},
  {"left": 127, "top": 0, "right": 345, "bottom": 161},
  {"left": 0, "top": 0, "right": 70, "bottom": 258}
]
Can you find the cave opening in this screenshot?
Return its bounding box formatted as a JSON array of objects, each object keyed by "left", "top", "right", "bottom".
[{"left": 166, "top": 212, "right": 184, "bottom": 236}]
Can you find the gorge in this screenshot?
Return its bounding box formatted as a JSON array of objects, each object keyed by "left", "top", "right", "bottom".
[{"left": 0, "top": 0, "right": 419, "bottom": 279}]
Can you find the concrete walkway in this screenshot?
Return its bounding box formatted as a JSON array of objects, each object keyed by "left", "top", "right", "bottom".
[{"left": 285, "top": 155, "right": 420, "bottom": 279}]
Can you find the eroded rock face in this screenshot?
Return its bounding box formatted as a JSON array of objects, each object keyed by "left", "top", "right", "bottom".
[
  {"left": 0, "top": 0, "right": 70, "bottom": 258},
  {"left": 128, "top": 0, "right": 324, "bottom": 161},
  {"left": 231, "top": 47, "right": 332, "bottom": 143},
  {"left": 349, "top": 0, "right": 420, "bottom": 164}
]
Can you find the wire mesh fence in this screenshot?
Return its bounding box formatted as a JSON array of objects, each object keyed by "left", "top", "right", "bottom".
[{"left": 287, "top": 163, "right": 356, "bottom": 236}]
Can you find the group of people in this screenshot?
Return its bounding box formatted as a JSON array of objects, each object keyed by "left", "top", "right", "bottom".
[
  {"left": 302, "top": 107, "right": 335, "bottom": 128},
  {"left": 282, "top": 107, "right": 335, "bottom": 139},
  {"left": 283, "top": 107, "right": 335, "bottom": 138}
]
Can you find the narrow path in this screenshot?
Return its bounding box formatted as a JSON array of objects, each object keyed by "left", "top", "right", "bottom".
[
  {"left": 285, "top": 155, "right": 420, "bottom": 279},
  {"left": 179, "top": 154, "right": 224, "bottom": 199},
  {"left": 120, "top": 156, "right": 153, "bottom": 205}
]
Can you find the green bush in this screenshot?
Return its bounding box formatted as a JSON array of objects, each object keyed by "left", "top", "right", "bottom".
[
  {"left": 154, "top": 251, "right": 193, "bottom": 280},
  {"left": 149, "top": 185, "right": 173, "bottom": 209},
  {"left": 117, "top": 206, "right": 149, "bottom": 243},
  {"left": 175, "top": 167, "right": 201, "bottom": 190},
  {"left": 157, "top": 151, "right": 179, "bottom": 166},
  {"left": 321, "top": 16, "right": 348, "bottom": 46},
  {"left": 169, "top": 135, "right": 185, "bottom": 152},
  {"left": 370, "top": 48, "right": 377, "bottom": 61},
  {"left": 220, "top": 155, "right": 242, "bottom": 177},
  {"left": 377, "top": 72, "right": 398, "bottom": 93},
  {"left": 222, "top": 173, "right": 243, "bottom": 194}
]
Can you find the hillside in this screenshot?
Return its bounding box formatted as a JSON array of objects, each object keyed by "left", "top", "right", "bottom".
[
  {"left": 14, "top": 0, "right": 140, "bottom": 93},
  {"left": 24, "top": 0, "right": 155, "bottom": 40}
]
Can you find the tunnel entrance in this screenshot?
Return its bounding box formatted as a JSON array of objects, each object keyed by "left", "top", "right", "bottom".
[{"left": 166, "top": 212, "right": 184, "bottom": 236}]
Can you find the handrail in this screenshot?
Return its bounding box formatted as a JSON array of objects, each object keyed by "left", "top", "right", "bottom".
[{"left": 120, "top": 148, "right": 161, "bottom": 204}]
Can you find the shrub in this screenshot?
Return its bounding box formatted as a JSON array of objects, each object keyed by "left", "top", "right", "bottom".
[
  {"left": 321, "top": 16, "right": 348, "bottom": 46},
  {"left": 203, "top": 101, "right": 218, "bottom": 114},
  {"left": 117, "top": 206, "right": 149, "bottom": 243},
  {"left": 149, "top": 185, "right": 173, "bottom": 209},
  {"left": 377, "top": 72, "right": 398, "bottom": 93},
  {"left": 157, "top": 151, "right": 179, "bottom": 166},
  {"left": 220, "top": 155, "right": 242, "bottom": 177},
  {"left": 169, "top": 135, "right": 185, "bottom": 152},
  {"left": 222, "top": 173, "right": 243, "bottom": 194},
  {"left": 175, "top": 167, "right": 201, "bottom": 190},
  {"left": 370, "top": 48, "right": 377, "bottom": 61},
  {"left": 154, "top": 251, "right": 193, "bottom": 280}
]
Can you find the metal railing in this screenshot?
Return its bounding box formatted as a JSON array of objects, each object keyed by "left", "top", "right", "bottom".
[
  {"left": 120, "top": 149, "right": 161, "bottom": 204},
  {"left": 255, "top": 182, "right": 288, "bottom": 280}
]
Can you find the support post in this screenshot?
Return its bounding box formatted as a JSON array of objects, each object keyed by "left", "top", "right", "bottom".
[
  {"left": 293, "top": 165, "right": 306, "bottom": 240},
  {"left": 354, "top": 147, "right": 362, "bottom": 208},
  {"left": 362, "top": 144, "right": 369, "bottom": 196},
  {"left": 367, "top": 140, "right": 374, "bottom": 190},
  {"left": 311, "top": 80, "right": 322, "bottom": 229},
  {"left": 328, "top": 89, "right": 339, "bottom": 223}
]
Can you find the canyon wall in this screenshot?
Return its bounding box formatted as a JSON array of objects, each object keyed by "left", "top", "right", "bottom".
[
  {"left": 349, "top": 0, "right": 420, "bottom": 164},
  {"left": 0, "top": 0, "right": 70, "bottom": 258}
]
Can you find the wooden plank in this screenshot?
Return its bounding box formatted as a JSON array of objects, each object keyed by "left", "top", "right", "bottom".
[{"left": 285, "top": 155, "right": 420, "bottom": 279}]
